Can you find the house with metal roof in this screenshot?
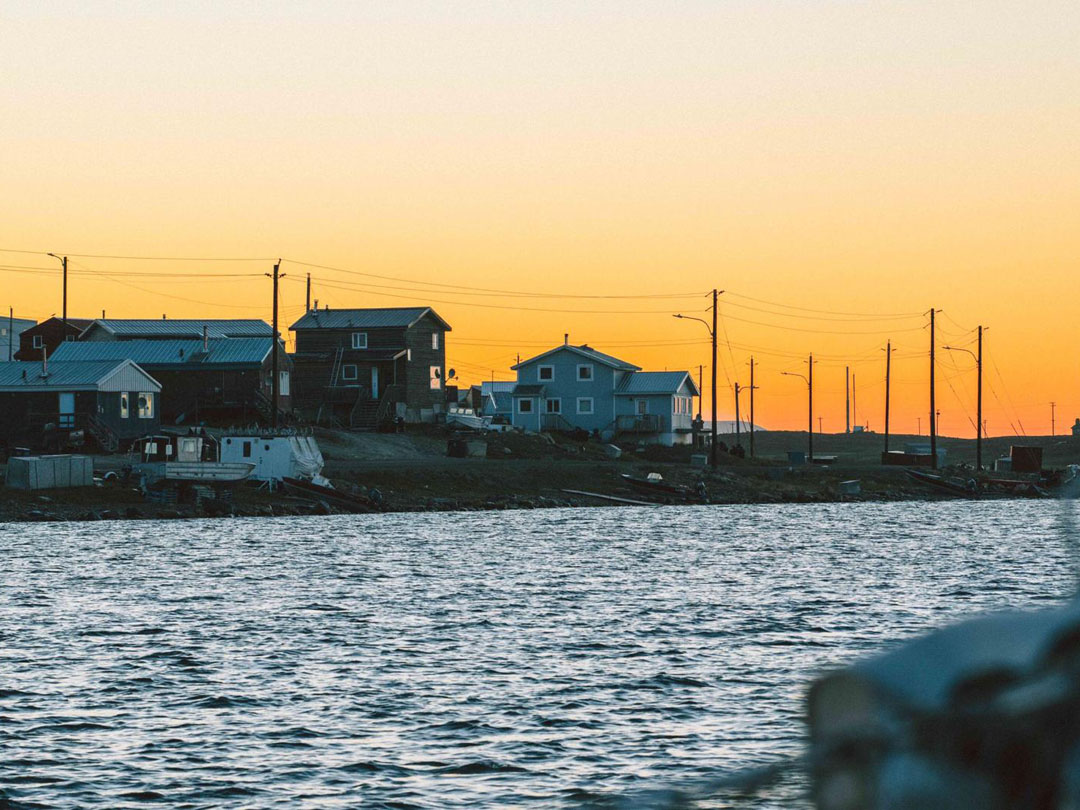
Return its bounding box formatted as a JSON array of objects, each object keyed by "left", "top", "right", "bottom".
[
  {"left": 0, "top": 359, "right": 162, "bottom": 452},
  {"left": 509, "top": 339, "right": 698, "bottom": 445},
  {"left": 77, "top": 318, "right": 273, "bottom": 341},
  {"left": 14, "top": 317, "right": 94, "bottom": 361},
  {"left": 50, "top": 338, "right": 290, "bottom": 425},
  {"left": 479, "top": 381, "right": 516, "bottom": 422},
  {"left": 289, "top": 306, "right": 451, "bottom": 427}
]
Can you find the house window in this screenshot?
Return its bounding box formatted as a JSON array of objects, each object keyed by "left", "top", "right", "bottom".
[
  {"left": 120, "top": 394, "right": 129, "bottom": 419},
  {"left": 279, "top": 371, "right": 290, "bottom": 396},
  {"left": 577, "top": 364, "right": 593, "bottom": 381},
  {"left": 342, "top": 364, "right": 358, "bottom": 381},
  {"left": 33, "top": 335, "right": 43, "bottom": 349},
  {"left": 546, "top": 398, "right": 561, "bottom": 414},
  {"left": 636, "top": 400, "right": 648, "bottom": 416},
  {"left": 538, "top": 365, "right": 554, "bottom": 381},
  {"left": 351, "top": 332, "right": 367, "bottom": 349},
  {"left": 518, "top": 398, "right": 533, "bottom": 414},
  {"left": 577, "top": 397, "right": 594, "bottom": 415},
  {"left": 65, "top": 335, "right": 75, "bottom": 342},
  {"left": 432, "top": 333, "right": 440, "bottom": 350},
  {"left": 430, "top": 365, "right": 442, "bottom": 390},
  {"left": 137, "top": 392, "right": 154, "bottom": 419}
]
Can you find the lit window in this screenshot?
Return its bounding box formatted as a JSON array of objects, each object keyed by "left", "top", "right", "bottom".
[
  {"left": 430, "top": 365, "right": 442, "bottom": 389},
  {"left": 432, "top": 333, "right": 439, "bottom": 350},
  {"left": 577, "top": 365, "right": 593, "bottom": 381},
  {"left": 120, "top": 394, "right": 129, "bottom": 419},
  {"left": 342, "top": 364, "right": 358, "bottom": 381},
  {"left": 137, "top": 392, "right": 154, "bottom": 419},
  {"left": 577, "top": 397, "right": 594, "bottom": 415},
  {"left": 351, "top": 332, "right": 367, "bottom": 349},
  {"left": 518, "top": 399, "right": 533, "bottom": 414},
  {"left": 538, "top": 365, "right": 554, "bottom": 381},
  {"left": 545, "top": 398, "right": 561, "bottom": 414}
]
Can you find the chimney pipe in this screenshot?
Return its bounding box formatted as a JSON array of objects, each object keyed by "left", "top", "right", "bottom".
[
  {"left": 41, "top": 345, "right": 47, "bottom": 378},
  {"left": 564, "top": 333, "right": 569, "bottom": 346},
  {"left": 203, "top": 324, "right": 209, "bottom": 353}
]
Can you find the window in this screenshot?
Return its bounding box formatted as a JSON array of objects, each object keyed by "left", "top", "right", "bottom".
[
  {"left": 33, "top": 335, "right": 43, "bottom": 349},
  {"left": 636, "top": 400, "right": 648, "bottom": 416},
  {"left": 545, "top": 398, "right": 561, "bottom": 414},
  {"left": 351, "top": 332, "right": 367, "bottom": 349},
  {"left": 137, "top": 392, "right": 154, "bottom": 419},
  {"left": 518, "top": 398, "right": 533, "bottom": 414},
  {"left": 342, "top": 364, "right": 358, "bottom": 381},
  {"left": 120, "top": 394, "right": 129, "bottom": 419},
  {"left": 430, "top": 365, "right": 442, "bottom": 390},
  {"left": 538, "top": 365, "right": 554, "bottom": 381},
  {"left": 279, "top": 371, "right": 290, "bottom": 396},
  {"left": 577, "top": 397, "right": 594, "bottom": 415},
  {"left": 242, "top": 441, "right": 252, "bottom": 458},
  {"left": 407, "top": 349, "right": 412, "bottom": 361},
  {"left": 65, "top": 335, "right": 75, "bottom": 342},
  {"left": 577, "top": 364, "right": 593, "bottom": 381},
  {"left": 432, "top": 333, "right": 440, "bottom": 350}
]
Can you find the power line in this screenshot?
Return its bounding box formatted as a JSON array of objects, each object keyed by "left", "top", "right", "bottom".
[
  {"left": 724, "top": 290, "right": 923, "bottom": 318},
  {"left": 0, "top": 247, "right": 273, "bottom": 262}
]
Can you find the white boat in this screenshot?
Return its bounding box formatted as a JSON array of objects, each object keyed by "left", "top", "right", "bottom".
[{"left": 132, "top": 433, "right": 254, "bottom": 486}]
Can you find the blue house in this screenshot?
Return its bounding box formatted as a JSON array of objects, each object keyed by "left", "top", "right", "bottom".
[{"left": 509, "top": 342, "right": 698, "bottom": 445}]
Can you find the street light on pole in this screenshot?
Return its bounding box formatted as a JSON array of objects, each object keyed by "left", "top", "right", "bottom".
[
  {"left": 782, "top": 353, "right": 816, "bottom": 463},
  {"left": 674, "top": 290, "right": 724, "bottom": 469},
  {"left": 46, "top": 253, "right": 68, "bottom": 330},
  {"left": 944, "top": 326, "right": 985, "bottom": 470}
]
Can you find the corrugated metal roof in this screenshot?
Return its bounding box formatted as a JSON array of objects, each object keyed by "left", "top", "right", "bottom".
[
  {"left": 0, "top": 360, "right": 159, "bottom": 392},
  {"left": 480, "top": 381, "right": 516, "bottom": 395},
  {"left": 616, "top": 371, "right": 697, "bottom": 395},
  {"left": 84, "top": 319, "right": 271, "bottom": 338},
  {"left": 290, "top": 307, "right": 451, "bottom": 331},
  {"left": 511, "top": 344, "right": 640, "bottom": 371},
  {"left": 51, "top": 338, "right": 271, "bottom": 367}
]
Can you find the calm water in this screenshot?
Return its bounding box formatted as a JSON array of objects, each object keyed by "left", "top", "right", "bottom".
[{"left": 2, "top": 502, "right": 1078, "bottom": 809}]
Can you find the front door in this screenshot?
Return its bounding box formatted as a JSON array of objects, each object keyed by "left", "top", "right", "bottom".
[
  {"left": 58, "top": 393, "right": 75, "bottom": 427},
  {"left": 637, "top": 399, "right": 648, "bottom": 416},
  {"left": 371, "top": 367, "right": 379, "bottom": 399}
]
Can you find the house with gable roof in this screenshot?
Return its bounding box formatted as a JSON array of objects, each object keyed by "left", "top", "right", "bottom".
[
  {"left": 509, "top": 338, "right": 698, "bottom": 445},
  {"left": 289, "top": 306, "right": 451, "bottom": 427}
]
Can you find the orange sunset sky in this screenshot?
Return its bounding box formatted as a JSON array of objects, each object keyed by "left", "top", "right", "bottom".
[{"left": 2, "top": 2, "right": 1077, "bottom": 436}]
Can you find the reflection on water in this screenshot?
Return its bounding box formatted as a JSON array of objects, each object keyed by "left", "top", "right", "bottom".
[{"left": 1, "top": 502, "right": 1076, "bottom": 808}]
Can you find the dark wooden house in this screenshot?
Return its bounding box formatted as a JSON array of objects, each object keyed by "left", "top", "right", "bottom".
[
  {"left": 14, "top": 317, "right": 93, "bottom": 360},
  {"left": 50, "top": 338, "right": 291, "bottom": 425},
  {"left": 0, "top": 359, "right": 162, "bottom": 453},
  {"left": 289, "top": 307, "right": 451, "bottom": 427}
]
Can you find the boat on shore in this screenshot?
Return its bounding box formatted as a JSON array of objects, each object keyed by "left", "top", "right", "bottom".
[
  {"left": 132, "top": 433, "right": 254, "bottom": 488},
  {"left": 281, "top": 476, "right": 377, "bottom": 513}
]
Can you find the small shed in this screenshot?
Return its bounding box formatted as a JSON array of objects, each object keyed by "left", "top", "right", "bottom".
[
  {"left": 6, "top": 455, "right": 94, "bottom": 490},
  {"left": 219, "top": 434, "right": 324, "bottom": 482}
]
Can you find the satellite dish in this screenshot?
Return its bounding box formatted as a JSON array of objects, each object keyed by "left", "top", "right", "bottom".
[{"left": 448, "top": 368, "right": 456, "bottom": 379}]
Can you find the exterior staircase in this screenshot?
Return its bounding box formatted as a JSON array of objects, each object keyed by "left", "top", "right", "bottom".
[
  {"left": 349, "top": 399, "right": 380, "bottom": 431},
  {"left": 86, "top": 414, "right": 119, "bottom": 452}
]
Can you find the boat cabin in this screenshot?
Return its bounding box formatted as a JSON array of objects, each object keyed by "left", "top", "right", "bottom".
[{"left": 134, "top": 433, "right": 218, "bottom": 464}]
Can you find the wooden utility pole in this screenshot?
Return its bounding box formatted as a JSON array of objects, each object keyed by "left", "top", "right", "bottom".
[
  {"left": 852, "top": 372, "right": 856, "bottom": 430},
  {"left": 269, "top": 261, "right": 284, "bottom": 428},
  {"left": 930, "top": 309, "right": 937, "bottom": 469},
  {"left": 734, "top": 382, "right": 741, "bottom": 446},
  {"left": 809, "top": 353, "right": 814, "bottom": 463},
  {"left": 1051, "top": 400, "right": 1056, "bottom": 437},
  {"left": 845, "top": 366, "right": 850, "bottom": 433},
  {"left": 306, "top": 272, "right": 312, "bottom": 312},
  {"left": 749, "top": 356, "right": 756, "bottom": 458},
  {"left": 977, "top": 327, "right": 984, "bottom": 469},
  {"left": 698, "top": 364, "right": 703, "bottom": 418},
  {"left": 47, "top": 253, "right": 68, "bottom": 328},
  {"left": 711, "top": 289, "right": 718, "bottom": 469},
  {"left": 7, "top": 307, "right": 12, "bottom": 362},
  {"left": 884, "top": 341, "right": 892, "bottom": 453}
]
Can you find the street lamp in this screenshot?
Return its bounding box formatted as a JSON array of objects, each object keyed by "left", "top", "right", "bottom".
[
  {"left": 674, "top": 288, "right": 723, "bottom": 468},
  {"left": 46, "top": 253, "right": 68, "bottom": 329},
  {"left": 782, "top": 353, "right": 815, "bottom": 462},
  {"left": 943, "top": 326, "right": 984, "bottom": 470}
]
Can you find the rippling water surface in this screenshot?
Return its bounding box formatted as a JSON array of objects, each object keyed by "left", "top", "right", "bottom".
[{"left": 2, "top": 502, "right": 1078, "bottom": 808}]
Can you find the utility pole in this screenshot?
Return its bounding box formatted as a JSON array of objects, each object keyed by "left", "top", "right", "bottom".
[
  {"left": 930, "top": 308, "right": 937, "bottom": 469},
  {"left": 818, "top": 416, "right": 823, "bottom": 433},
  {"left": 46, "top": 253, "right": 68, "bottom": 329},
  {"left": 711, "top": 289, "right": 718, "bottom": 469},
  {"left": 809, "top": 353, "right": 814, "bottom": 462},
  {"left": 749, "top": 356, "right": 756, "bottom": 458},
  {"left": 306, "top": 273, "right": 312, "bottom": 312},
  {"left": 268, "top": 261, "right": 284, "bottom": 429},
  {"left": 7, "top": 307, "right": 12, "bottom": 362},
  {"left": 1051, "top": 401, "right": 1056, "bottom": 437},
  {"left": 845, "top": 366, "right": 850, "bottom": 433},
  {"left": 852, "top": 372, "right": 857, "bottom": 430},
  {"left": 734, "top": 383, "right": 741, "bottom": 446},
  {"left": 884, "top": 341, "right": 892, "bottom": 453},
  {"left": 698, "top": 364, "right": 703, "bottom": 418}
]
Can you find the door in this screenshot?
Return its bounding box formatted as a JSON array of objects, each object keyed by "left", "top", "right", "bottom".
[
  {"left": 371, "top": 366, "right": 379, "bottom": 399},
  {"left": 637, "top": 399, "right": 649, "bottom": 415},
  {"left": 58, "top": 393, "right": 75, "bottom": 427}
]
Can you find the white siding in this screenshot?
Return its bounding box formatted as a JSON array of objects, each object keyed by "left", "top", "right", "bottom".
[{"left": 98, "top": 361, "right": 162, "bottom": 393}]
